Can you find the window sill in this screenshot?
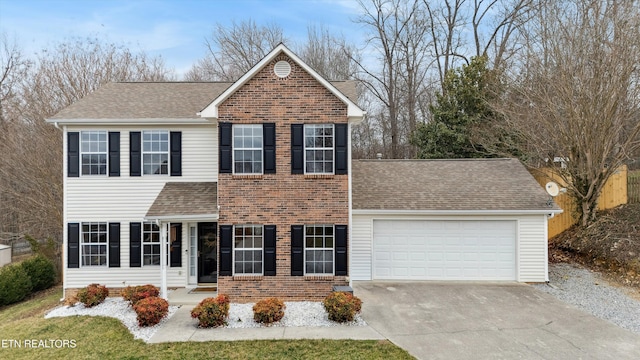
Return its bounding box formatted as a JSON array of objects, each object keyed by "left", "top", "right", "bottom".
[
  {"left": 232, "top": 275, "right": 263, "bottom": 281},
  {"left": 304, "top": 275, "right": 334, "bottom": 281},
  {"left": 232, "top": 174, "right": 263, "bottom": 179},
  {"left": 304, "top": 174, "right": 335, "bottom": 179}
]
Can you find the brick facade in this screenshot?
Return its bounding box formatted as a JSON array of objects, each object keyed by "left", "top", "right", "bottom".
[{"left": 216, "top": 54, "right": 350, "bottom": 302}]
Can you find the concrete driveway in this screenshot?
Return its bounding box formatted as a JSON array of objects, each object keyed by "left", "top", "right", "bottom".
[{"left": 353, "top": 282, "right": 640, "bottom": 360}]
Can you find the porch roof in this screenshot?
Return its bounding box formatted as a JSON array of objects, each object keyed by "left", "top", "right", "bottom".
[{"left": 145, "top": 182, "right": 218, "bottom": 221}]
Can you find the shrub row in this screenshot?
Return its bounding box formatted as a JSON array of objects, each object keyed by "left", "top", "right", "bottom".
[
  {"left": 0, "top": 255, "right": 57, "bottom": 307},
  {"left": 190, "top": 292, "right": 362, "bottom": 328}
]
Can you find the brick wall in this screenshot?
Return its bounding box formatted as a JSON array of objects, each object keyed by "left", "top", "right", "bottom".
[{"left": 217, "top": 53, "right": 350, "bottom": 302}]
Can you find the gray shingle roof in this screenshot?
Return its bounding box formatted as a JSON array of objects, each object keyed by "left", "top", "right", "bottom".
[
  {"left": 50, "top": 81, "right": 359, "bottom": 120},
  {"left": 352, "top": 158, "right": 560, "bottom": 212},
  {"left": 146, "top": 182, "right": 218, "bottom": 218}
]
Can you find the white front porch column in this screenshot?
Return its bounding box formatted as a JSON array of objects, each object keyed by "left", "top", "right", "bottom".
[{"left": 160, "top": 221, "right": 168, "bottom": 299}]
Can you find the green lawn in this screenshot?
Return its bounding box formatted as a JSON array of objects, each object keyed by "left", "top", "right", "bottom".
[{"left": 0, "top": 287, "right": 412, "bottom": 360}]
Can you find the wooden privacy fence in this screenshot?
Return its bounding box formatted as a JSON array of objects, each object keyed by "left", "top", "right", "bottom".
[
  {"left": 629, "top": 169, "right": 640, "bottom": 203},
  {"left": 532, "top": 166, "right": 628, "bottom": 239}
]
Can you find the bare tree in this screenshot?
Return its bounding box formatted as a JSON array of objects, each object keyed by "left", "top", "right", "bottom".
[
  {"left": 0, "top": 37, "right": 174, "bottom": 242},
  {"left": 352, "top": 0, "right": 428, "bottom": 158},
  {"left": 185, "top": 20, "right": 287, "bottom": 81},
  {"left": 497, "top": 0, "right": 640, "bottom": 226},
  {"left": 298, "top": 25, "right": 360, "bottom": 81}
]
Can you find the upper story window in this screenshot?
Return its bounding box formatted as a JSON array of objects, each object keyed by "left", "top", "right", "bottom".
[
  {"left": 142, "top": 131, "right": 169, "bottom": 175},
  {"left": 234, "top": 225, "right": 263, "bottom": 275},
  {"left": 81, "top": 131, "right": 107, "bottom": 175},
  {"left": 304, "top": 124, "right": 334, "bottom": 174},
  {"left": 233, "top": 125, "right": 263, "bottom": 174},
  {"left": 304, "top": 225, "right": 334, "bottom": 275},
  {"left": 81, "top": 222, "right": 107, "bottom": 266}
]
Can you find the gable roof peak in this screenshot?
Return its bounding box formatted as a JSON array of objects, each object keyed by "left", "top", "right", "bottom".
[{"left": 198, "top": 44, "right": 365, "bottom": 122}]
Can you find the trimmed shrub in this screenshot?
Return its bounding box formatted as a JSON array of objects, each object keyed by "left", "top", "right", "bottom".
[
  {"left": 323, "top": 292, "right": 362, "bottom": 323},
  {"left": 122, "top": 284, "right": 160, "bottom": 305},
  {"left": 253, "top": 297, "right": 286, "bottom": 325},
  {"left": 133, "top": 296, "right": 169, "bottom": 327},
  {"left": 190, "top": 294, "right": 230, "bottom": 328},
  {"left": 77, "top": 283, "right": 109, "bottom": 307},
  {"left": 0, "top": 264, "right": 32, "bottom": 306},
  {"left": 21, "top": 255, "right": 56, "bottom": 291}
]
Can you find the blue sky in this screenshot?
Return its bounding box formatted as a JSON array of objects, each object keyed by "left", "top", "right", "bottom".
[{"left": 0, "top": 0, "right": 366, "bottom": 76}]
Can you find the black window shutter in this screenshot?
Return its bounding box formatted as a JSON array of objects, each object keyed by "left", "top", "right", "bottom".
[
  {"left": 291, "top": 225, "right": 304, "bottom": 276},
  {"left": 108, "top": 132, "right": 120, "bottom": 177},
  {"left": 67, "top": 223, "right": 80, "bottom": 268},
  {"left": 219, "top": 225, "right": 233, "bottom": 276},
  {"left": 291, "top": 124, "right": 304, "bottom": 174},
  {"left": 335, "top": 124, "right": 348, "bottom": 175},
  {"left": 264, "top": 225, "right": 276, "bottom": 276},
  {"left": 108, "top": 222, "right": 120, "bottom": 267},
  {"left": 263, "top": 123, "right": 276, "bottom": 174},
  {"left": 129, "top": 222, "right": 141, "bottom": 267},
  {"left": 170, "top": 131, "right": 182, "bottom": 176},
  {"left": 335, "top": 225, "right": 348, "bottom": 276},
  {"left": 170, "top": 223, "right": 182, "bottom": 267},
  {"left": 67, "top": 132, "right": 80, "bottom": 177},
  {"left": 219, "top": 122, "right": 232, "bottom": 173},
  {"left": 130, "top": 132, "right": 141, "bottom": 177}
]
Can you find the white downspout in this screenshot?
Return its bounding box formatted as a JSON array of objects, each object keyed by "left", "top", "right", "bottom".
[
  {"left": 159, "top": 220, "right": 168, "bottom": 299},
  {"left": 61, "top": 124, "right": 67, "bottom": 302},
  {"left": 347, "top": 122, "right": 353, "bottom": 288}
]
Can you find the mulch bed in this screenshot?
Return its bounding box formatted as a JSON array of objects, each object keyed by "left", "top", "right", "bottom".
[{"left": 551, "top": 203, "right": 640, "bottom": 288}]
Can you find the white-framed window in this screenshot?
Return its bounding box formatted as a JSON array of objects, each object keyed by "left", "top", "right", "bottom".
[
  {"left": 81, "top": 222, "right": 107, "bottom": 266},
  {"left": 234, "top": 225, "right": 263, "bottom": 275},
  {"left": 233, "top": 124, "right": 263, "bottom": 174},
  {"left": 142, "top": 130, "right": 169, "bottom": 175},
  {"left": 143, "top": 222, "right": 161, "bottom": 266},
  {"left": 80, "top": 131, "right": 107, "bottom": 175},
  {"left": 304, "top": 124, "right": 334, "bottom": 174},
  {"left": 304, "top": 225, "right": 334, "bottom": 275}
]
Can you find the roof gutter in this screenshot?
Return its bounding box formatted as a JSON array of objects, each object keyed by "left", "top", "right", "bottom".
[
  {"left": 352, "top": 209, "right": 564, "bottom": 216},
  {"left": 144, "top": 213, "right": 219, "bottom": 222},
  {"left": 45, "top": 118, "right": 214, "bottom": 126}
]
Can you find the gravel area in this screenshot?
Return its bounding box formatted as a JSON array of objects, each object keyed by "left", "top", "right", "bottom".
[
  {"left": 533, "top": 263, "right": 640, "bottom": 334},
  {"left": 45, "top": 298, "right": 365, "bottom": 342}
]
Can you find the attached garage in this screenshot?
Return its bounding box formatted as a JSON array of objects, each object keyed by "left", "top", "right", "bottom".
[
  {"left": 372, "top": 220, "right": 516, "bottom": 281},
  {"left": 350, "top": 159, "right": 562, "bottom": 283}
]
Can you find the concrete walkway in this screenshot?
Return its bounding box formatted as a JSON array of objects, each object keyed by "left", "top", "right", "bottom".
[
  {"left": 148, "top": 307, "right": 385, "bottom": 343},
  {"left": 353, "top": 281, "right": 640, "bottom": 360}
]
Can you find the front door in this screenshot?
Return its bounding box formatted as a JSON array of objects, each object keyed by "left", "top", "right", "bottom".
[{"left": 197, "top": 222, "right": 217, "bottom": 283}]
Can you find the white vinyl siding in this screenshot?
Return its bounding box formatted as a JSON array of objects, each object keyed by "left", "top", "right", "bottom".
[
  {"left": 63, "top": 124, "right": 217, "bottom": 289},
  {"left": 64, "top": 221, "right": 189, "bottom": 289},
  {"left": 351, "top": 213, "right": 549, "bottom": 282}
]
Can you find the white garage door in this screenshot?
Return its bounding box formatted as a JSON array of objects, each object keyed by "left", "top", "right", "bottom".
[{"left": 373, "top": 220, "right": 516, "bottom": 280}]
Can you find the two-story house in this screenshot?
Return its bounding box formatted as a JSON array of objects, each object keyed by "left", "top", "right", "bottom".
[
  {"left": 48, "top": 44, "right": 364, "bottom": 302},
  {"left": 49, "top": 44, "right": 560, "bottom": 303}
]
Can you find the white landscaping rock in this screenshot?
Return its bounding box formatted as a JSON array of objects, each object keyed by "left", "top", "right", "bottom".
[{"left": 45, "top": 298, "right": 366, "bottom": 342}]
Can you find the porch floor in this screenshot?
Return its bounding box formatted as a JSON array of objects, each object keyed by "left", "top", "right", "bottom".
[{"left": 168, "top": 287, "right": 217, "bottom": 305}]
